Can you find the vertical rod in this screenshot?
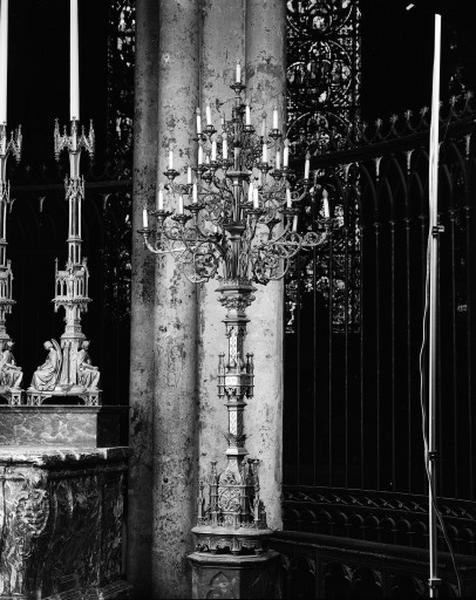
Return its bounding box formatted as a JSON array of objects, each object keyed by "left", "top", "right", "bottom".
[
  {"left": 405, "top": 214, "right": 412, "bottom": 492},
  {"left": 449, "top": 210, "right": 458, "bottom": 496},
  {"left": 428, "top": 13, "right": 441, "bottom": 598},
  {"left": 359, "top": 220, "right": 365, "bottom": 488},
  {"left": 390, "top": 218, "right": 396, "bottom": 490},
  {"left": 328, "top": 230, "right": 334, "bottom": 486},
  {"left": 375, "top": 220, "right": 381, "bottom": 489},
  {"left": 464, "top": 205, "right": 473, "bottom": 499},
  {"left": 312, "top": 199, "right": 318, "bottom": 484}
]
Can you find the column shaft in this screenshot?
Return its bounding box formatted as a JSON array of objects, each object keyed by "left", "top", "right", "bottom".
[
  {"left": 153, "top": 1, "right": 200, "bottom": 597},
  {"left": 128, "top": 0, "right": 158, "bottom": 596},
  {"left": 245, "top": 0, "right": 286, "bottom": 531}
]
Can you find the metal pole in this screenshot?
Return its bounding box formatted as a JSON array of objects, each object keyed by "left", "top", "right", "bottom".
[{"left": 428, "top": 13, "right": 442, "bottom": 599}]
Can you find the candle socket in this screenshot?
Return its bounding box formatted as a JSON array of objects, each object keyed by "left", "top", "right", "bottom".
[
  {"left": 54, "top": 119, "right": 95, "bottom": 163},
  {"left": 163, "top": 168, "right": 180, "bottom": 181},
  {"left": 269, "top": 129, "right": 282, "bottom": 140}
]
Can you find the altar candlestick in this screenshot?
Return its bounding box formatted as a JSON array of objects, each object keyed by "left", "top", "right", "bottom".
[
  {"left": 142, "top": 208, "right": 149, "bottom": 228},
  {"left": 70, "top": 0, "right": 80, "bottom": 121}
]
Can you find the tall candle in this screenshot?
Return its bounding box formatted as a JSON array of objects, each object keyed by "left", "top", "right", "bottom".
[
  {"left": 322, "top": 189, "right": 330, "bottom": 218},
  {"left": 304, "top": 152, "right": 310, "bottom": 180},
  {"left": 178, "top": 195, "right": 184, "bottom": 214},
  {"left": 235, "top": 61, "right": 241, "bottom": 84},
  {"left": 292, "top": 215, "right": 298, "bottom": 232},
  {"left": 275, "top": 149, "right": 281, "bottom": 170},
  {"left": 70, "top": 0, "right": 80, "bottom": 121},
  {"left": 211, "top": 139, "right": 217, "bottom": 162},
  {"left": 248, "top": 181, "right": 254, "bottom": 204},
  {"left": 245, "top": 105, "right": 251, "bottom": 126},
  {"left": 187, "top": 166, "right": 192, "bottom": 184},
  {"left": 283, "top": 139, "right": 289, "bottom": 168},
  {"left": 222, "top": 134, "right": 228, "bottom": 160},
  {"left": 0, "top": 0, "right": 8, "bottom": 124},
  {"left": 206, "top": 104, "right": 212, "bottom": 126},
  {"left": 142, "top": 208, "right": 149, "bottom": 228},
  {"left": 262, "top": 142, "right": 268, "bottom": 164},
  {"left": 157, "top": 187, "right": 164, "bottom": 211},
  {"left": 286, "top": 187, "right": 292, "bottom": 208},
  {"left": 196, "top": 108, "right": 202, "bottom": 134},
  {"left": 168, "top": 147, "right": 174, "bottom": 170},
  {"left": 272, "top": 107, "right": 279, "bottom": 130},
  {"left": 198, "top": 144, "right": 203, "bottom": 165},
  {"left": 192, "top": 182, "right": 198, "bottom": 204},
  {"left": 253, "top": 187, "right": 259, "bottom": 209}
]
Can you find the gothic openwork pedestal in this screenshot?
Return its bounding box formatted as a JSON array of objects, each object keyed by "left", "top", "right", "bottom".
[
  {"left": 0, "top": 122, "right": 23, "bottom": 406},
  {"left": 141, "top": 72, "right": 330, "bottom": 597},
  {"left": 26, "top": 120, "right": 101, "bottom": 406}
]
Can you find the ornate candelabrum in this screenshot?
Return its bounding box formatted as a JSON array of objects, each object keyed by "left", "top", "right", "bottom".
[
  {"left": 141, "top": 79, "right": 329, "bottom": 554},
  {"left": 27, "top": 120, "right": 101, "bottom": 406},
  {"left": 0, "top": 122, "right": 23, "bottom": 405}
]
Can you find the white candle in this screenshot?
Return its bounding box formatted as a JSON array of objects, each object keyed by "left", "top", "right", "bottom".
[
  {"left": 286, "top": 187, "right": 292, "bottom": 208},
  {"left": 292, "top": 215, "right": 298, "bottom": 232},
  {"left": 275, "top": 149, "right": 281, "bottom": 170},
  {"left": 157, "top": 187, "right": 164, "bottom": 211},
  {"left": 198, "top": 144, "right": 203, "bottom": 165},
  {"left": 322, "top": 189, "right": 330, "bottom": 218},
  {"left": 283, "top": 139, "right": 289, "bottom": 168},
  {"left": 70, "top": 0, "right": 80, "bottom": 121},
  {"left": 178, "top": 195, "right": 184, "bottom": 214},
  {"left": 245, "top": 104, "right": 251, "bottom": 126},
  {"left": 235, "top": 61, "right": 241, "bottom": 83},
  {"left": 192, "top": 182, "right": 198, "bottom": 204},
  {"left": 196, "top": 108, "right": 202, "bottom": 134},
  {"left": 248, "top": 181, "right": 254, "bottom": 204},
  {"left": 206, "top": 104, "right": 212, "bottom": 126},
  {"left": 222, "top": 134, "right": 228, "bottom": 160},
  {"left": 187, "top": 166, "right": 192, "bottom": 184},
  {"left": 272, "top": 107, "right": 279, "bottom": 130},
  {"left": 304, "top": 152, "right": 310, "bottom": 180},
  {"left": 211, "top": 139, "right": 217, "bottom": 161},
  {"left": 142, "top": 208, "right": 149, "bottom": 228},
  {"left": 262, "top": 142, "right": 268, "bottom": 164},
  {"left": 0, "top": 0, "right": 8, "bottom": 124},
  {"left": 168, "top": 147, "right": 174, "bottom": 170},
  {"left": 253, "top": 187, "right": 259, "bottom": 209},
  {"left": 261, "top": 115, "right": 266, "bottom": 138}
]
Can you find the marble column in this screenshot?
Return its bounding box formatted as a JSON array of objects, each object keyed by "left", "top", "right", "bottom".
[
  {"left": 244, "top": 0, "right": 286, "bottom": 531},
  {"left": 128, "top": 0, "right": 158, "bottom": 596},
  {"left": 152, "top": 1, "right": 200, "bottom": 598}
]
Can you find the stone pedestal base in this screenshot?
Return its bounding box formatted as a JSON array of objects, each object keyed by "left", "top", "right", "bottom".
[
  {"left": 189, "top": 550, "right": 281, "bottom": 599},
  {"left": 0, "top": 405, "right": 128, "bottom": 447},
  {"left": 0, "top": 446, "right": 131, "bottom": 600}
]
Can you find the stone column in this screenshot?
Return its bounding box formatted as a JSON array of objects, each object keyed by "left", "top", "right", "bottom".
[
  {"left": 152, "top": 1, "right": 200, "bottom": 598},
  {"left": 128, "top": 0, "right": 158, "bottom": 596},
  {"left": 245, "top": 0, "right": 286, "bottom": 531}
]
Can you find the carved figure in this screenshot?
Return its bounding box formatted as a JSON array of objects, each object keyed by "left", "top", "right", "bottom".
[
  {"left": 30, "top": 340, "right": 62, "bottom": 391},
  {"left": 0, "top": 341, "right": 23, "bottom": 389},
  {"left": 77, "top": 340, "right": 100, "bottom": 390}
]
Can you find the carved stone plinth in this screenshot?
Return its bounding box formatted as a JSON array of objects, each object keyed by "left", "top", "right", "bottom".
[
  {"left": 189, "top": 550, "right": 281, "bottom": 599},
  {"left": 0, "top": 405, "right": 127, "bottom": 447},
  {"left": 0, "top": 446, "right": 131, "bottom": 600}
]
